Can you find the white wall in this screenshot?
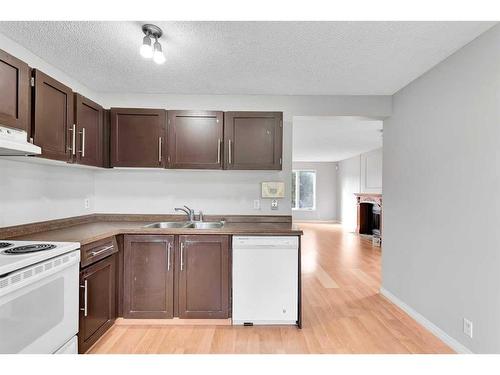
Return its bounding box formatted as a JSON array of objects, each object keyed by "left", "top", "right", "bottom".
[
  {"left": 94, "top": 169, "right": 288, "bottom": 216},
  {"left": 0, "top": 159, "right": 94, "bottom": 227},
  {"left": 0, "top": 32, "right": 391, "bottom": 227},
  {"left": 382, "top": 24, "right": 500, "bottom": 353},
  {"left": 291, "top": 162, "right": 337, "bottom": 221},
  {"left": 337, "top": 148, "right": 382, "bottom": 231},
  {"left": 360, "top": 148, "right": 383, "bottom": 193}
]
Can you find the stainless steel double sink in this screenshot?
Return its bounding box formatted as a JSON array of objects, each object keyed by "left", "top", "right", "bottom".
[{"left": 144, "top": 221, "right": 225, "bottom": 229}]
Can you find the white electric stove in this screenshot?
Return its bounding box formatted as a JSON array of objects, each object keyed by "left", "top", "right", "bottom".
[{"left": 0, "top": 240, "right": 80, "bottom": 354}]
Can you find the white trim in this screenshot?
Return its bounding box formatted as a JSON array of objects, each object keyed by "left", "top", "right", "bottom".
[
  {"left": 293, "top": 220, "right": 340, "bottom": 224},
  {"left": 380, "top": 287, "right": 473, "bottom": 354}
]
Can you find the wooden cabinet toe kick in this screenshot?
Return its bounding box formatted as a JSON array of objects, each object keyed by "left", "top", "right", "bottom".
[{"left": 114, "top": 317, "right": 232, "bottom": 326}]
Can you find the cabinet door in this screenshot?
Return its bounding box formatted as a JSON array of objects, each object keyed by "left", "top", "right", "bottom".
[
  {"left": 32, "top": 69, "right": 74, "bottom": 161},
  {"left": 110, "top": 108, "right": 166, "bottom": 168},
  {"left": 167, "top": 110, "right": 223, "bottom": 169},
  {"left": 79, "top": 255, "right": 116, "bottom": 354},
  {"left": 224, "top": 111, "right": 283, "bottom": 170},
  {"left": 0, "top": 49, "right": 29, "bottom": 134},
  {"left": 123, "top": 235, "right": 174, "bottom": 318},
  {"left": 102, "top": 109, "right": 111, "bottom": 168},
  {"left": 177, "top": 235, "right": 230, "bottom": 319},
  {"left": 74, "top": 93, "right": 103, "bottom": 167}
]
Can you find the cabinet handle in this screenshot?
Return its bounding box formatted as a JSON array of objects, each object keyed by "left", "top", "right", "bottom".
[
  {"left": 80, "top": 280, "right": 88, "bottom": 317},
  {"left": 217, "top": 138, "right": 221, "bottom": 164},
  {"left": 167, "top": 243, "right": 171, "bottom": 271},
  {"left": 90, "top": 245, "right": 113, "bottom": 257},
  {"left": 69, "top": 124, "right": 76, "bottom": 155},
  {"left": 78, "top": 127, "right": 86, "bottom": 157},
  {"left": 228, "top": 139, "right": 232, "bottom": 164},
  {"left": 158, "top": 137, "right": 162, "bottom": 163},
  {"left": 180, "top": 242, "right": 184, "bottom": 271}
]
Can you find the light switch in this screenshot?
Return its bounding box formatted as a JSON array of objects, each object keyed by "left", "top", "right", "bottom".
[{"left": 253, "top": 199, "right": 261, "bottom": 210}]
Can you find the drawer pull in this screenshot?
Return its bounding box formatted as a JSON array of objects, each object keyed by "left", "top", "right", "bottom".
[{"left": 90, "top": 245, "right": 114, "bottom": 257}]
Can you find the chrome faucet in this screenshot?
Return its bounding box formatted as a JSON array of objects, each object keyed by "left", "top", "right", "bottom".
[{"left": 175, "top": 205, "right": 195, "bottom": 221}]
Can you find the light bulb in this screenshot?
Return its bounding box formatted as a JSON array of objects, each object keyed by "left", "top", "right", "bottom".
[
  {"left": 140, "top": 35, "right": 153, "bottom": 58},
  {"left": 153, "top": 40, "right": 166, "bottom": 64}
]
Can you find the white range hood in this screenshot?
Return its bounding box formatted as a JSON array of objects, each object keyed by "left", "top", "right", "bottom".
[{"left": 0, "top": 125, "right": 41, "bottom": 156}]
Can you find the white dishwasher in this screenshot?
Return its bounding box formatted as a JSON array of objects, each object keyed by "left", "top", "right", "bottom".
[{"left": 232, "top": 236, "right": 299, "bottom": 325}]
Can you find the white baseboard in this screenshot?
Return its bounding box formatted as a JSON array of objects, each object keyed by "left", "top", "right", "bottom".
[
  {"left": 380, "top": 287, "right": 472, "bottom": 354},
  {"left": 292, "top": 220, "right": 339, "bottom": 224}
]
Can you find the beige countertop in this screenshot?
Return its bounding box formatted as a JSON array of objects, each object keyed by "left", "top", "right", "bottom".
[{"left": 4, "top": 215, "right": 302, "bottom": 246}]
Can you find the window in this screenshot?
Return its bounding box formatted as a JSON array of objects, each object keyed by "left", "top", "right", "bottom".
[{"left": 292, "top": 170, "right": 316, "bottom": 210}]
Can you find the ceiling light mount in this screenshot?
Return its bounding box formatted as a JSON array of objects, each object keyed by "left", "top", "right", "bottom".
[
  {"left": 140, "top": 24, "right": 165, "bottom": 64},
  {"left": 142, "top": 24, "right": 163, "bottom": 39}
]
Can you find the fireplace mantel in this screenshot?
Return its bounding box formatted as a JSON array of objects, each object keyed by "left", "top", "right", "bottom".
[{"left": 354, "top": 193, "right": 382, "bottom": 205}]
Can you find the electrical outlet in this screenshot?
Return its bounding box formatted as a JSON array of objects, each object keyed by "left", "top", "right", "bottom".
[
  {"left": 463, "top": 318, "right": 473, "bottom": 338},
  {"left": 253, "top": 199, "right": 261, "bottom": 210},
  {"left": 84, "top": 198, "right": 90, "bottom": 209}
]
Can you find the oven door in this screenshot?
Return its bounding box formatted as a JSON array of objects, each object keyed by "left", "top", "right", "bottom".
[{"left": 0, "top": 250, "right": 80, "bottom": 353}]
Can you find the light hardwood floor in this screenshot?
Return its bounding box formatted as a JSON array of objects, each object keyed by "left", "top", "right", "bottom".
[{"left": 89, "top": 223, "right": 453, "bottom": 354}]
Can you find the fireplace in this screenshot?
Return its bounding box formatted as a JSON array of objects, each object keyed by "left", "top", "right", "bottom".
[{"left": 355, "top": 193, "right": 382, "bottom": 244}]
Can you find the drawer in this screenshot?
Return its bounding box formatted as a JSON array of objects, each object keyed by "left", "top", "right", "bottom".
[{"left": 80, "top": 237, "right": 118, "bottom": 268}]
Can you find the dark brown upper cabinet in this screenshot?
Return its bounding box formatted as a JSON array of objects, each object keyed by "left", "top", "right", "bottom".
[
  {"left": 123, "top": 235, "right": 174, "bottom": 319},
  {"left": 102, "top": 109, "right": 111, "bottom": 168},
  {"left": 32, "top": 69, "right": 74, "bottom": 162},
  {"left": 177, "top": 235, "right": 230, "bottom": 319},
  {"left": 110, "top": 108, "right": 166, "bottom": 168},
  {"left": 224, "top": 111, "right": 283, "bottom": 170},
  {"left": 167, "top": 110, "right": 223, "bottom": 169},
  {"left": 0, "top": 49, "right": 30, "bottom": 134},
  {"left": 79, "top": 254, "right": 116, "bottom": 354},
  {"left": 74, "top": 94, "right": 104, "bottom": 167}
]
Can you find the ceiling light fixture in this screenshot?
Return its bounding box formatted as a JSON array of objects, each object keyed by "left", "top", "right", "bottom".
[
  {"left": 153, "top": 37, "right": 166, "bottom": 64},
  {"left": 140, "top": 24, "right": 165, "bottom": 64}
]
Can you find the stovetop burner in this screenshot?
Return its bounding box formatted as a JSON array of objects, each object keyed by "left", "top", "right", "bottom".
[
  {"left": 0, "top": 242, "right": 13, "bottom": 249},
  {"left": 3, "top": 244, "right": 57, "bottom": 254}
]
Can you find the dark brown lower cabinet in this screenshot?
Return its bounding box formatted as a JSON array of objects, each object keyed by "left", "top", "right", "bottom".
[
  {"left": 121, "top": 234, "right": 230, "bottom": 320},
  {"left": 177, "top": 235, "right": 230, "bottom": 319},
  {"left": 79, "top": 255, "right": 116, "bottom": 354},
  {"left": 123, "top": 235, "right": 174, "bottom": 318}
]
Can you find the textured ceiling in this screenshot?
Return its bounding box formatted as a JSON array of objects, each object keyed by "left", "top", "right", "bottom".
[
  {"left": 293, "top": 116, "right": 383, "bottom": 162},
  {"left": 0, "top": 21, "right": 495, "bottom": 95}
]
